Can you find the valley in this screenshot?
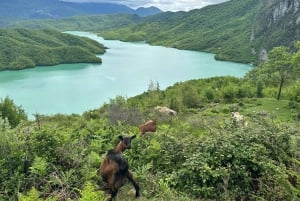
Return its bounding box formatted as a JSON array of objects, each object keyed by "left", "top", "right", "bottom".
[{"left": 0, "top": 0, "right": 299, "bottom": 201}]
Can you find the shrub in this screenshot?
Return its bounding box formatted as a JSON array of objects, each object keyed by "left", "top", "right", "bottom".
[
  {"left": 222, "top": 85, "right": 237, "bottom": 103},
  {"left": 256, "top": 79, "right": 265, "bottom": 97},
  {"left": 79, "top": 182, "right": 107, "bottom": 201},
  {"left": 0, "top": 96, "right": 27, "bottom": 127},
  {"left": 169, "top": 121, "right": 299, "bottom": 200},
  {"left": 19, "top": 187, "right": 41, "bottom": 201}
]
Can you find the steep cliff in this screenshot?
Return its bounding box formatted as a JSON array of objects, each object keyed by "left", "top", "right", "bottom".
[{"left": 251, "top": 0, "right": 300, "bottom": 61}]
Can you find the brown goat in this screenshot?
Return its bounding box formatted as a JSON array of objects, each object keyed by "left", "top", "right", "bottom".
[
  {"left": 100, "top": 135, "right": 140, "bottom": 201},
  {"left": 139, "top": 120, "right": 156, "bottom": 135}
]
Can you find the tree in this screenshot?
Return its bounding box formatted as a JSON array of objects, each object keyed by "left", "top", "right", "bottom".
[
  {"left": 260, "top": 46, "right": 293, "bottom": 100},
  {"left": 292, "top": 41, "right": 300, "bottom": 81},
  {"left": 0, "top": 96, "right": 27, "bottom": 127}
]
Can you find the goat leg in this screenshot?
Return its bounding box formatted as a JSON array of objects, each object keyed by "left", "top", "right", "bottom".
[
  {"left": 126, "top": 171, "right": 140, "bottom": 198},
  {"left": 109, "top": 188, "right": 118, "bottom": 201}
]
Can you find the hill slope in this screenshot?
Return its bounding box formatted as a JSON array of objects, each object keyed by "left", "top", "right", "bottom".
[
  {"left": 1, "top": 75, "right": 299, "bottom": 200},
  {"left": 251, "top": 0, "right": 300, "bottom": 60},
  {"left": 98, "top": 0, "right": 263, "bottom": 64},
  {"left": 0, "top": 29, "right": 105, "bottom": 70},
  {"left": 6, "top": 14, "right": 142, "bottom": 32},
  {"left": 98, "top": 0, "right": 300, "bottom": 64}
]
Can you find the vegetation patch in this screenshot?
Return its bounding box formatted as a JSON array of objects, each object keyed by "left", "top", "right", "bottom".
[
  {"left": 0, "top": 29, "right": 105, "bottom": 70},
  {"left": 1, "top": 42, "right": 299, "bottom": 200}
]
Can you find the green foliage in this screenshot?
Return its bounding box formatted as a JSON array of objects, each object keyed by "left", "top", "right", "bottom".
[
  {"left": 0, "top": 119, "right": 28, "bottom": 200},
  {"left": 0, "top": 29, "right": 105, "bottom": 70},
  {"left": 1, "top": 51, "right": 300, "bottom": 200},
  {"left": 6, "top": 14, "right": 142, "bottom": 32},
  {"left": 30, "top": 156, "right": 48, "bottom": 177},
  {"left": 256, "top": 79, "right": 265, "bottom": 98},
  {"left": 128, "top": 76, "right": 258, "bottom": 112},
  {"left": 79, "top": 182, "right": 107, "bottom": 201},
  {"left": 247, "top": 44, "right": 298, "bottom": 100},
  {"left": 0, "top": 96, "right": 27, "bottom": 127},
  {"left": 19, "top": 187, "right": 41, "bottom": 201},
  {"left": 170, "top": 123, "right": 298, "bottom": 200},
  {"left": 181, "top": 85, "right": 201, "bottom": 108},
  {"left": 102, "top": 96, "right": 143, "bottom": 125},
  {"left": 0, "top": 92, "right": 299, "bottom": 201}
]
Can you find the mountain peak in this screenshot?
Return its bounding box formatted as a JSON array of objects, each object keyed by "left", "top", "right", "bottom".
[{"left": 135, "top": 6, "right": 162, "bottom": 17}]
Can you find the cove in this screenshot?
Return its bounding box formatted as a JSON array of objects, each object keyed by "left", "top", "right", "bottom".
[{"left": 0, "top": 31, "right": 252, "bottom": 119}]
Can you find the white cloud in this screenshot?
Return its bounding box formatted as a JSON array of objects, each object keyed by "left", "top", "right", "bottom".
[{"left": 60, "top": 0, "right": 229, "bottom": 11}]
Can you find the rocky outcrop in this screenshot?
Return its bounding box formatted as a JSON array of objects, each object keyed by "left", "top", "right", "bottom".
[
  {"left": 251, "top": 0, "right": 300, "bottom": 62},
  {"left": 272, "top": 0, "right": 300, "bottom": 23}
]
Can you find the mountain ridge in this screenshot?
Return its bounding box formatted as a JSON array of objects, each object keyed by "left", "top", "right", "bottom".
[
  {"left": 0, "top": 0, "right": 161, "bottom": 19},
  {"left": 98, "top": 0, "right": 300, "bottom": 64}
]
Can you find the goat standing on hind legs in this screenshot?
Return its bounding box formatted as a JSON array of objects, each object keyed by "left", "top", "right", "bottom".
[{"left": 100, "top": 135, "right": 140, "bottom": 201}]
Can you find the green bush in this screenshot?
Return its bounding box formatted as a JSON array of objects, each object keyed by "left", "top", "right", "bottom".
[
  {"left": 79, "top": 182, "right": 107, "bottom": 201},
  {"left": 168, "top": 121, "right": 299, "bottom": 200},
  {"left": 0, "top": 96, "right": 27, "bottom": 127}
]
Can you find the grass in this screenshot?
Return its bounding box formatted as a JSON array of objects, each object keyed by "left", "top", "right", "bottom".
[
  {"left": 181, "top": 97, "right": 296, "bottom": 133},
  {"left": 243, "top": 98, "right": 292, "bottom": 122}
]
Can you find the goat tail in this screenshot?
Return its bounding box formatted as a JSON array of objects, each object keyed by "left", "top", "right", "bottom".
[{"left": 126, "top": 171, "right": 140, "bottom": 198}]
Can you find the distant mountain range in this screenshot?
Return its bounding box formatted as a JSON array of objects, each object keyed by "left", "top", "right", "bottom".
[{"left": 0, "top": 0, "right": 161, "bottom": 19}]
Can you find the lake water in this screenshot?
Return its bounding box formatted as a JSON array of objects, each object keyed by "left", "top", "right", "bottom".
[{"left": 0, "top": 31, "right": 252, "bottom": 119}]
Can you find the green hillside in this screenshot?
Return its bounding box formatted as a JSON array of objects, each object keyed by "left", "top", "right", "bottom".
[
  {"left": 98, "top": 0, "right": 263, "bottom": 64},
  {"left": 6, "top": 14, "right": 142, "bottom": 31},
  {"left": 0, "top": 42, "right": 300, "bottom": 201},
  {"left": 98, "top": 0, "right": 300, "bottom": 64},
  {"left": 0, "top": 29, "right": 105, "bottom": 70},
  {"left": 0, "top": 79, "right": 299, "bottom": 201}
]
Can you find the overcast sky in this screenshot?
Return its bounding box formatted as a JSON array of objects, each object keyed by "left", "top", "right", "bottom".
[{"left": 61, "top": 0, "right": 229, "bottom": 11}]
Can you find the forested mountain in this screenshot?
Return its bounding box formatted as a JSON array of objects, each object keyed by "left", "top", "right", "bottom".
[
  {"left": 97, "top": 0, "right": 262, "bottom": 64},
  {"left": 0, "top": 0, "right": 161, "bottom": 20},
  {"left": 98, "top": 0, "right": 300, "bottom": 64},
  {"left": 0, "top": 29, "right": 105, "bottom": 70},
  {"left": 7, "top": 14, "right": 142, "bottom": 32}
]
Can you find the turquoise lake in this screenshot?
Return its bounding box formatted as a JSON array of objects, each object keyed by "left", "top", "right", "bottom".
[{"left": 0, "top": 31, "right": 252, "bottom": 119}]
